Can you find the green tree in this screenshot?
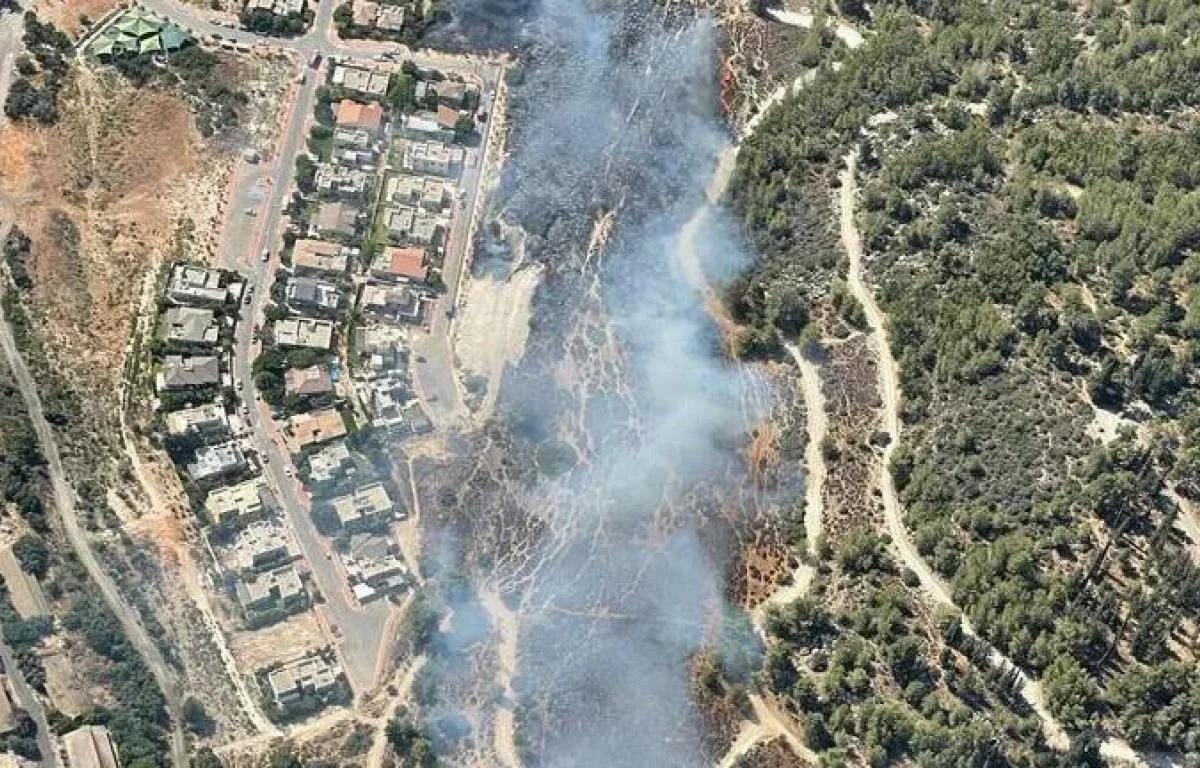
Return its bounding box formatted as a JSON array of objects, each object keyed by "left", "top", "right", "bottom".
[
  {"left": 1044, "top": 656, "right": 1101, "bottom": 733},
  {"left": 12, "top": 533, "right": 48, "bottom": 576},
  {"left": 332, "top": 2, "right": 353, "bottom": 31}
]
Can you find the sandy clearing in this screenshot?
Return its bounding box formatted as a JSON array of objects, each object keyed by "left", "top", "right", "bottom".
[
  {"left": 766, "top": 7, "right": 864, "bottom": 49},
  {"left": 453, "top": 261, "right": 544, "bottom": 423},
  {"left": 480, "top": 587, "right": 521, "bottom": 768},
  {"left": 228, "top": 612, "right": 328, "bottom": 671}
]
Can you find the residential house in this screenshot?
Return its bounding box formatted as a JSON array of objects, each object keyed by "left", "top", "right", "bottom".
[
  {"left": 312, "top": 202, "right": 360, "bottom": 240},
  {"left": 333, "top": 126, "right": 374, "bottom": 150},
  {"left": 376, "top": 3, "right": 404, "bottom": 30},
  {"left": 386, "top": 206, "right": 415, "bottom": 240},
  {"left": 286, "top": 276, "right": 341, "bottom": 312},
  {"left": 284, "top": 365, "right": 334, "bottom": 398},
  {"left": 350, "top": 0, "right": 378, "bottom": 26},
  {"left": 162, "top": 306, "right": 220, "bottom": 345},
  {"left": 236, "top": 564, "right": 306, "bottom": 621},
  {"left": 332, "top": 64, "right": 390, "bottom": 98},
  {"left": 205, "top": 479, "right": 271, "bottom": 527},
  {"left": 314, "top": 162, "right": 369, "bottom": 199},
  {"left": 434, "top": 80, "right": 470, "bottom": 107},
  {"left": 188, "top": 442, "right": 247, "bottom": 486},
  {"left": 360, "top": 282, "right": 422, "bottom": 324},
  {"left": 165, "top": 402, "right": 230, "bottom": 438},
  {"left": 373, "top": 246, "right": 427, "bottom": 283},
  {"left": 292, "top": 238, "right": 352, "bottom": 274},
  {"left": 419, "top": 178, "right": 450, "bottom": 211},
  {"left": 267, "top": 653, "right": 345, "bottom": 710},
  {"left": 346, "top": 552, "right": 407, "bottom": 602},
  {"left": 287, "top": 408, "right": 346, "bottom": 450},
  {"left": 353, "top": 324, "right": 407, "bottom": 370},
  {"left": 399, "top": 113, "right": 452, "bottom": 142},
  {"left": 402, "top": 140, "right": 462, "bottom": 178},
  {"left": 63, "top": 725, "right": 120, "bottom": 768},
  {"left": 329, "top": 482, "right": 394, "bottom": 533},
  {"left": 336, "top": 99, "right": 384, "bottom": 137},
  {"left": 167, "top": 264, "right": 226, "bottom": 304},
  {"left": 307, "top": 441, "right": 354, "bottom": 486},
  {"left": 385, "top": 174, "right": 424, "bottom": 205},
  {"left": 246, "top": 0, "right": 304, "bottom": 13},
  {"left": 158, "top": 355, "right": 220, "bottom": 392},
  {"left": 412, "top": 212, "right": 443, "bottom": 246},
  {"left": 232, "top": 522, "right": 298, "bottom": 573},
  {"left": 436, "top": 103, "right": 461, "bottom": 131},
  {"left": 361, "top": 375, "right": 412, "bottom": 428},
  {"left": 275, "top": 317, "right": 334, "bottom": 350},
  {"left": 386, "top": 206, "right": 442, "bottom": 246}
]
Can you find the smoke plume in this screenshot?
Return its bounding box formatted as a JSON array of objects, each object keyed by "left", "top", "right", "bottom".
[{"left": 424, "top": 0, "right": 768, "bottom": 766}]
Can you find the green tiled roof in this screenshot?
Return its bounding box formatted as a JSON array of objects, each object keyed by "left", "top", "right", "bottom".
[
  {"left": 86, "top": 7, "right": 191, "bottom": 59},
  {"left": 87, "top": 37, "right": 117, "bottom": 56},
  {"left": 160, "top": 24, "right": 189, "bottom": 51}
]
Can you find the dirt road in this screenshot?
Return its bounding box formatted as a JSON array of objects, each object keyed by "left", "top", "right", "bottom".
[
  {"left": 750, "top": 342, "right": 826, "bottom": 627},
  {"left": 365, "top": 655, "right": 427, "bottom": 768},
  {"left": 1166, "top": 486, "right": 1200, "bottom": 566},
  {"left": 0, "top": 284, "right": 188, "bottom": 768},
  {"left": 836, "top": 153, "right": 1178, "bottom": 764}
]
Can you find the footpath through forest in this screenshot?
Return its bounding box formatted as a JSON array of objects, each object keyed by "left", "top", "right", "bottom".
[{"left": 837, "top": 152, "right": 1170, "bottom": 767}]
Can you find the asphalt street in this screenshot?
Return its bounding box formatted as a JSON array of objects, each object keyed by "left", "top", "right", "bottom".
[{"left": 194, "top": 0, "right": 502, "bottom": 691}]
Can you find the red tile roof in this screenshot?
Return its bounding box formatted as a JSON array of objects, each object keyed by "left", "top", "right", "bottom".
[
  {"left": 336, "top": 99, "right": 384, "bottom": 133},
  {"left": 436, "top": 103, "right": 460, "bottom": 130},
  {"left": 384, "top": 247, "right": 427, "bottom": 282}
]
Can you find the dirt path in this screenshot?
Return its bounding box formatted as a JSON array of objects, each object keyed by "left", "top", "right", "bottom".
[
  {"left": 365, "top": 655, "right": 427, "bottom": 768},
  {"left": 0, "top": 283, "right": 189, "bottom": 768},
  {"left": 765, "top": 7, "right": 865, "bottom": 50},
  {"left": 836, "top": 153, "right": 1182, "bottom": 763},
  {"left": 118, "top": 259, "right": 279, "bottom": 737},
  {"left": 751, "top": 342, "right": 825, "bottom": 626},
  {"left": 838, "top": 153, "right": 1072, "bottom": 750},
  {"left": 1165, "top": 487, "right": 1200, "bottom": 566},
  {"left": 479, "top": 587, "right": 521, "bottom": 768},
  {"left": 716, "top": 719, "right": 771, "bottom": 768},
  {"left": 750, "top": 694, "right": 818, "bottom": 765},
  {"left": 785, "top": 343, "right": 826, "bottom": 557},
  {"left": 674, "top": 70, "right": 832, "bottom": 768}
]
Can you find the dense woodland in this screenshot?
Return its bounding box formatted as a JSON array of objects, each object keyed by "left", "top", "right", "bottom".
[{"left": 733, "top": 0, "right": 1200, "bottom": 763}]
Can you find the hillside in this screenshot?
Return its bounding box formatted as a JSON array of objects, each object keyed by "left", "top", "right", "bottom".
[{"left": 730, "top": 0, "right": 1200, "bottom": 763}]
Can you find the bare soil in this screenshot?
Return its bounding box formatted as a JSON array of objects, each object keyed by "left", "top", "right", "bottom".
[
  {"left": 228, "top": 613, "right": 329, "bottom": 671},
  {"left": 34, "top": 0, "right": 118, "bottom": 39}
]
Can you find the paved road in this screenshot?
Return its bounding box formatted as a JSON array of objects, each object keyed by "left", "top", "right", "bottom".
[
  {"left": 0, "top": 282, "right": 188, "bottom": 768},
  {"left": 137, "top": 0, "right": 504, "bottom": 77},
  {"left": 407, "top": 75, "right": 503, "bottom": 428},
  {"left": 224, "top": 52, "right": 396, "bottom": 693},
  {"left": 138, "top": 0, "right": 503, "bottom": 690}
]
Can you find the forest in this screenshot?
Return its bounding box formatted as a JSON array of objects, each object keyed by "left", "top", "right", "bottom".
[{"left": 732, "top": 0, "right": 1200, "bottom": 761}]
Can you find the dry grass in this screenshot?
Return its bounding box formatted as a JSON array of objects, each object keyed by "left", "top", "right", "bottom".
[
  {"left": 228, "top": 613, "right": 329, "bottom": 671},
  {"left": 0, "top": 69, "right": 199, "bottom": 425},
  {"left": 36, "top": 0, "right": 119, "bottom": 39}
]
